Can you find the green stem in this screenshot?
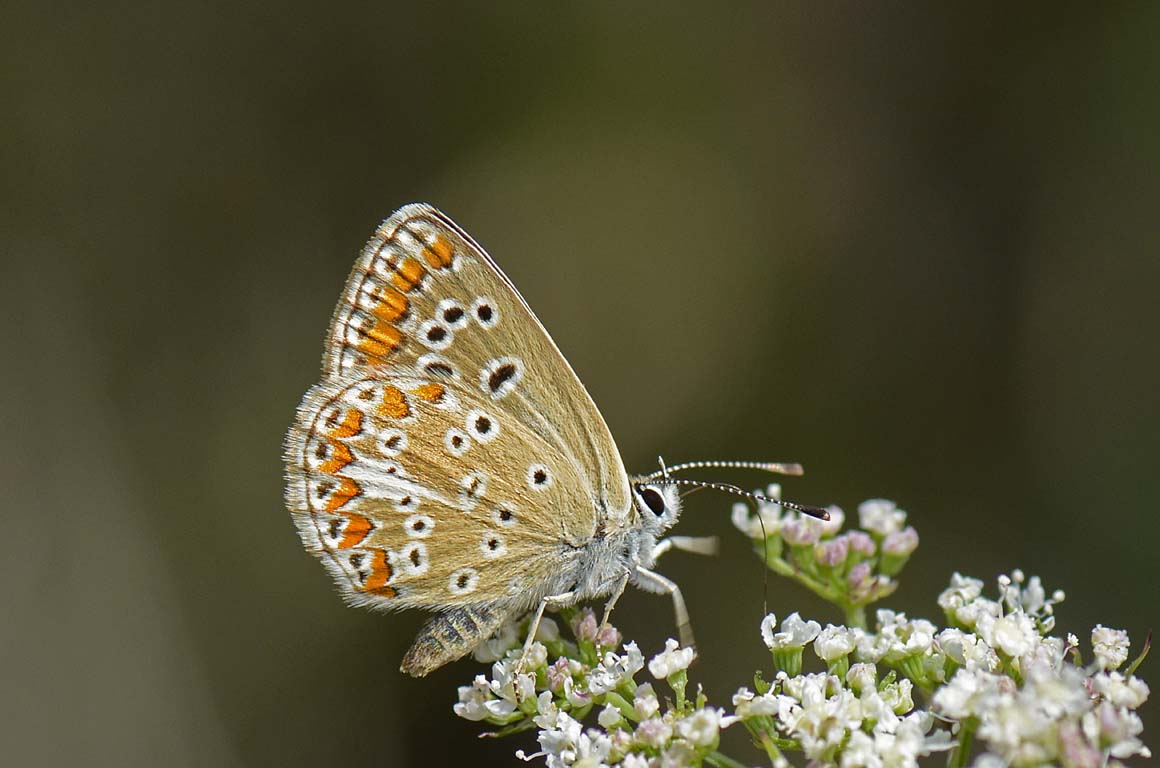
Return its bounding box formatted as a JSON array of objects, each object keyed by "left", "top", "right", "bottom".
[
  {"left": 947, "top": 717, "right": 977, "bottom": 768},
  {"left": 843, "top": 603, "right": 868, "bottom": 630},
  {"left": 705, "top": 751, "right": 750, "bottom": 768}
]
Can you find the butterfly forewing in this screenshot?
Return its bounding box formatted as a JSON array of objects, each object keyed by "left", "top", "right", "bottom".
[
  {"left": 286, "top": 204, "right": 634, "bottom": 615},
  {"left": 322, "top": 204, "right": 632, "bottom": 522}
]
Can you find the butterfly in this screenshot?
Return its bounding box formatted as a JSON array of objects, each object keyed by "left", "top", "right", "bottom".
[{"left": 284, "top": 204, "right": 823, "bottom": 676}]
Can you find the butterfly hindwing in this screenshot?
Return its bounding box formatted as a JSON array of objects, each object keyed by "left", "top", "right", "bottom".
[{"left": 285, "top": 368, "right": 594, "bottom": 611}]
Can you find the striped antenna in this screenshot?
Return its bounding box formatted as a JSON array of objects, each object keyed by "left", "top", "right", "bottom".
[
  {"left": 650, "top": 478, "right": 829, "bottom": 520},
  {"left": 644, "top": 459, "right": 803, "bottom": 480}
]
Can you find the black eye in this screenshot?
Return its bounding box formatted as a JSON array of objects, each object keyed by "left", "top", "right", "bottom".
[{"left": 639, "top": 487, "right": 666, "bottom": 516}]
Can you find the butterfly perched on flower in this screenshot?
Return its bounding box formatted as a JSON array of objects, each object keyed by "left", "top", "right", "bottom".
[{"left": 284, "top": 204, "right": 822, "bottom": 676}]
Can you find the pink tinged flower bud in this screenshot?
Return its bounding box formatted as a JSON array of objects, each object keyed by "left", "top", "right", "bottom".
[
  {"left": 546, "top": 657, "right": 572, "bottom": 693},
  {"left": 574, "top": 608, "right": 599, "bottom": 643},
  {"left": 596, "top": 623, "right": 622, "bottom": 650},
  {"left": 879, "top": 526, "right": 919, "bottom": 576},
  {"left": 848, "top": 561, "right": 872, "bottom": 592},
  {"left": 782, "top": 517, "right": 822, "bottom": 547},
  {"left": 882, "top": 526, "right": 919, "bottom": 556},
  {"left": 845, "top": 530, "right": 876, "bottom": 557},
  {"left": 814, "top": 536, "right": 850, "bottom": 567}
]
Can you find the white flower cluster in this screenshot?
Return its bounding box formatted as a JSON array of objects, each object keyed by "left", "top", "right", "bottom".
[
  {"left": 727, "top": 575, "right": 1150, "bottom": 767},
  {"left": 453, "top": 608, "right": 735, "bottom": 767},
  {"left": 452, "top": 496, "right": 1150, "bottom": 768},
  {"left": 930, "top": 571, "right": 1149, "bottom": 766}
]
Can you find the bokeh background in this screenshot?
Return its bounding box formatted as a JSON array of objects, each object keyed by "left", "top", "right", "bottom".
[{"left": 3, "top": 3, "right": 1157, "bottom": 765}]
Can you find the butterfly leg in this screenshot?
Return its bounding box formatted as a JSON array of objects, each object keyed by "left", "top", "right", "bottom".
[
  {"left": 651, "top": 535, "right": 719, "bottom": 561},
  {"left": 633, "top": 566, "right": 695, "bottom": 650},
  {"left": 598, "top": 569, "right": 632, "bottom": 633},
  {"left": 515, "top": 590, "right": 577, "bottom": 674}
]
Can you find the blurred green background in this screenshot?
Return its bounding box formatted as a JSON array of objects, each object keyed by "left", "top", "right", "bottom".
[{"left": 3, "top": 3, "right": 1157, "bottom": 765}]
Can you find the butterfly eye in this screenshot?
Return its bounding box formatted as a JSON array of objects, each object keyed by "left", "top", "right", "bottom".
[{"left": 638, "top": 486, "right": 666, "bottom": 516}]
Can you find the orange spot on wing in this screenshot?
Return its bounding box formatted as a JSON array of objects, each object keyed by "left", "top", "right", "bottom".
[
  {"left": 422, "top": 235, "right": 454, "bottom": 269},
  {"left": 413, "top": 383, "right": 445, "bottom": 403},
  {"left": 378, "top": 386, "right": 411, "bottom": 419},
  {"left": 364, "top": 549, "right": 395, "bottom": 595},
  {"left": 357, "top": 320, "right": 402, "bottom": 358},
  {"left": 319, "top": 440, "right": 353, "bottom": 474},
  {"left": 337, "top": 514, "right": 372, "bottom": 548},
  {"left": 329, "top": 409, "right": 363, "bottom": 438},
  {"left": 391, "top": 257, "right": 426, "bottom": 291},
  {"left": 371, "top": 286, "right": 409, "bottom": 322},
  {"left": 324, "top": 477, "right": 361, "bottom": 512}
]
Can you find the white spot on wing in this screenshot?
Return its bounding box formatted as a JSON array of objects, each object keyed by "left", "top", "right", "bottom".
[
  {"left": 418, "top": 319, "right": 453, "bottom": 350},
  {"left": 444, "top": 428, "right": 471, "bottom": 456},
  {"left": 400, "top": 542, "right": 429, "bottom": 576},
  {"left": 436, "top": 298, "right": 469, "bottom": 329},
  {"left": 458, "top": 471, "right": 488, "bottom": 510},
  {"left": 527, "top": 463, "right": 553, "bottom": 491},
  {"left": 480, "top": 356, "right": 523, "bottom": 399},
  {"left": 480, "top": 533, "right": 507, "bottom": 559},
  {"left": 378, "top": 428, "right": 407, "bottom": 457},
  {"left": 403, "top": 513, "right": 434, "bottom": 539},
  {"left": 472, "top": 297, "right": 498, "bottom": 329},
  {"left": 448, "top": 567, "right": 480, "bottom": 595},
  {"left": 465, "top": 409, "right": 499, "bottom": 442},
  {"left": 492, "top": 505, "right": 518, "bottom": 528}
]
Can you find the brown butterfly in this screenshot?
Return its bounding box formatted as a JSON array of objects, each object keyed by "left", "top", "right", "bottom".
[{"left": 284, "top": 204, "right": 822, "bottom": 675}]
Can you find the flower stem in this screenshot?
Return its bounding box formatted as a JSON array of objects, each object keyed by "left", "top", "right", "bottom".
[
  {"left": 843, "top": 603, "right": 868, "bottom": 630},
  {"left": 705, "top": 751, "right": 749, "bottom": 768},
  {"left": 947, "top": 717, "right": 977, "bottom": 768}
]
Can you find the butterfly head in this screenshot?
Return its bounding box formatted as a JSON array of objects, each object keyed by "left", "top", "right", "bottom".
[{"left": 630, "top": 480, "right": 683, "bottom": 536}]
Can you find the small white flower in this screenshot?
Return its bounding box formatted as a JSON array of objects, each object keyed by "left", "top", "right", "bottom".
[
  {"left": 648, "top": 638, "right": 695, "bottom": 678},
  {"left": 453, "top": 674, "right": 501, "bottom": 721},
  {"left": 732, "top": 686, "right": 795, "bottom": 718},
  {"left": 765, "top": 612, "right": 822, "bottom": 650},
  {"left": 1091, "top": 671, "right": 1150, "bottom": 709},
  {"left": 879, "top": 678, "right": 915, "bottom": 715},
  {"left": 983, "top": 612, "right": 1038, "bottom": 658},
  {"left": 1083, "top": 701, "right": 1151, "bottom": 760},
  {"left": 932, "top": 668, "right": 1010, "bottom": 720},
  {"left": 846, "top": 663, "right": 877, "bottom": 694},
  {"left": 620, "top": 753, "right": 651, "bottom": 768},
  {"left": 760, "top": 613, "right": 778, "bottom": 648},
  {"left": 598, "top": 703, "right": 623, "bottom": 729},
  {"left": 851, "top": 627, "right": 892, "bottom": 663},
  {"left": 634, "top": 716, "right": 673, "bottom": 749},
  {"left": 935, "top": 628, "right": 999, "bottom": 672},
  {"left": 532, "top": 691, "right": 559, "bottom": 729},
  {"left": 814, "top": 624, "right": 856, "bottom": 661},
  {"left": 954, "top": 597, "right": 1002, "bottom": 633},
  {"left": 675, "top": 707, "right": 730, "bottom": 747},
  {"left": 877, "top": 611, "right": 936, "bottom": 661},
  {"left": 587, "top": 641, "right": 645, "bottom": 695},
  {"left": 1091, "top": 624, "right": 1131, "bottom": 670},
  {"left": 937, "top": 572, "right": 984, "bottom": 614},
  {"left": 857, "top": 499, "right": 907, "bottom": 535},
  {"left": 634, "top": 683, "right": 660, "bottom": 720}
]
